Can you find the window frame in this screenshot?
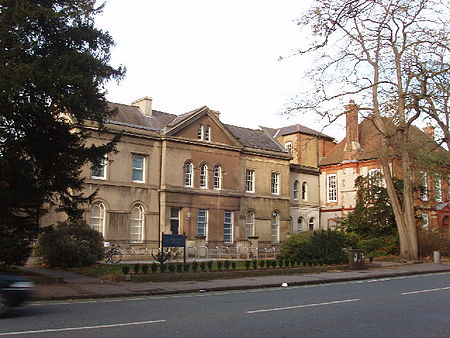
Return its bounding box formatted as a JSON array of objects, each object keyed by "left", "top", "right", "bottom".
[
  {"left": 91, "top": 156, "right": 107, "bottom": 180},
  {"left": 271, "top": 211, "right": 280, "bottom": 243},
  {"left": 308, "top": 217, "right": 315, "bottom": 231},
  {"left": 435, "top": 176, "right": 442, "bottom": 202},
  {"left": 213, "top": 166, "right": 222, "bottom": 190},
  {"left": 327, "top": 174, "right": 337, "bottom": 202},
  {"left": 420, "top": 171, "right": 428, "bottom": 201},
  {"left": 302, "top": 182, "right": 308, "bottom": 201},
  {"left": 131, "top": 154, "right": 145, "bottom": 183},
  {"left": 285, "top": 141, "right": 293, "bottom": 155},
  {"left": 271, "top": 172, "right": 280, "bottom": 195},
  {"left": 245, "top": 211, "right": 255, "bottom": 237},
  {"left": 197, "top": 209, "right": 208, "bottom": 239},
  {"left": 297, "top": 216, "right": 304, "bottom": 232},
  {"left": 205, "top": 125, "right": 211, "bottom": 142},
  {"left": 130, "top": 204, "right": 145, "bottom": 243},
  {"left": 246, "top": 169, "right": 255, "bottom": 193},
  {"left": 197, "top": 124, "right": 204, "bottom": 140},
  {"left": 199, "top": 164, "right": 208, "bottom": 189},
  {"left": 89, "top": 202, "right": 106, "bottom": 235},
  {"left": 170, "top": 207, "right": 180, "bottom": 235},
  {"left": 293, "top": 180, "right": 299, "bottom": 200},
  {"left": 184, "top": 162, "right": 194, "bottom": 187},
  {"left": 223, "top": 210, "right": 234, "bottom": 243}
]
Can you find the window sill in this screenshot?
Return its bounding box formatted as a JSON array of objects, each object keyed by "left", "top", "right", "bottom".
[{"left": 91, "top": 176, "right": 107, "bottom": 180}]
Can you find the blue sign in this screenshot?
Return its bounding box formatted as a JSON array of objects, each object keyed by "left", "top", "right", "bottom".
[{"left": 162, "top": 234, "right": 185, "bottom": 248}]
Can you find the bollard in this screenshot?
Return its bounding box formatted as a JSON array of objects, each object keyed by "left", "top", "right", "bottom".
[{"left": 433, "top": 251, "right": 440, "bottom": 264}]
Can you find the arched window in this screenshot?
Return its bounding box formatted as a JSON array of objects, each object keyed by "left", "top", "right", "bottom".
[
  {"left": 199, "top": 164, "right": 208, "bottom": 188},
  {"left": 302, "top": 182, "right": 308, "bottom": 201},
  {"left": 130, "top": 204, "right": 145, "bottom": 242},
  {"left": 89, "top": 202, "right": 105, "bottom": 234},
  {"left": 245, "top": 211, "right": 255, "bottom": 237},
  {"left": 271, "top": 211, "right": 279, "bottom": 243},
  {"left": 293, "top": 180, "right": 299, "bottom": 200},
  {"left": 308, "top": 217, "right": 315, "bottom": 231},
  {"left": 213, "top": 166, "right": 222, "bottom": 190},
  {"left": 297, "top": 216, "right": 304, "bottom": 232},
  {"left": 184, "top": 162, "right": 193, "bottom": 187}
]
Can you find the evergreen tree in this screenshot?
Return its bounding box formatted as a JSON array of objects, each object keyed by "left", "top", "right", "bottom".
[{"left": 0, "top": 0, "right": 124, "bottom": 265}]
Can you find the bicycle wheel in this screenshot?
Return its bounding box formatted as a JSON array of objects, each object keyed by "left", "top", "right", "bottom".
[{"left": 110, "top": 251, "right": 122, "bottom": 264}]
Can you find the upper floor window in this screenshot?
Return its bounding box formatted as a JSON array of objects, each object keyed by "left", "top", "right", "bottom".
[
  {"left": 184, "top": 162, "right": 193, "bottom": 187},
  {"left": 89, "top": 202, "right": 105, "bottom": 235},
  {"left": 420, "top": 171, "right": 428, "bottom": 201},
  {"left": 91, "top": 156, "right": 107, "bottom": 180},
  {"left": 197, "top": 209, "right": 208, "bottom": 238},
  {"left": 368, "top": 168, "right": 382, "bottom": 186},
  {"left": 199, "top": 164, "right": 208, "bottom": 188},
  {"left": 302, "top": 182, "right": 308, "bottom": 201},
  {"left": 327, "top": 174, "right": 337, "bottom": 202},
  {"left": 198, "top": 125, "right": 204, "bottom": 140},
  {"left": 213, "top": 166, "right": 222, "bottom": 190},
  {"left": 132, "top": 155, "right": 145, "bottom": 183},
  {"left": 205, "top": 126, "right": 211, "bottom": 142},
  {"left": 435, "top": 176, "right": 442, "bottom": 202},
  {"left": 293, "top": 180, "right": 299, "bottom": 200},
  {"left": 245, "top": 211, "right": 255, "bottom": 237},
  {"left": 197, "top": 124, "right": 211, "bottom": 142},
  {"left": 421, "top": 213, "right": 429, "bottom": 229},
  {"left": 246, "top": 169, "right": 255, "bottom": 193},
  {"left": 224, "top": 210, "right": 233, "bottom": 242},
  {"left": 271, "top": 211, "right": 280, "bottom": 243},
  {"left": 308, "top": 217, "right": 315, "bottom": 230},
  {"left": 130, "top": 204, "right": 145, "bottom": 242},
  {"left": 285, "top": 141, "right": 293, "bottom": 155},
  {"left": 271, "top": 172, "right": 280, "bottom": 195}
]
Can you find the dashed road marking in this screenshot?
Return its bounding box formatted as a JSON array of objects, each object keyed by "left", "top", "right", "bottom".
[
  {"left": 246, "top": 298, "right": 360, "bottom": 314},
  {"left": 401, "top": 286, "right": 450, "bottom": 295}
]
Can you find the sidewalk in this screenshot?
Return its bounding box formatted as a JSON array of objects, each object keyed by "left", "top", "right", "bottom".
[{"left": 23, "top": 261, "right": 450, "bottom": 302}]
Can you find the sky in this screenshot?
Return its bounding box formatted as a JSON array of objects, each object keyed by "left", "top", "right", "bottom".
[{"left": 96, "top": 0, "right": 346, "bottom": 141}]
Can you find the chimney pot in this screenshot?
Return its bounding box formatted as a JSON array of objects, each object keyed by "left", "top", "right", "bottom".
[{"left": 132, "top": 96, "right": 153, "bottom": 116}]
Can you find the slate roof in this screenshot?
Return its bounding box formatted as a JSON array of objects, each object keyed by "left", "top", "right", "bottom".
[
  {"left": 105, "top": 101, "right": 287, "bottom": 154},
  {"left": 261, "top": 124, "right": 334, "bottom": 140}
]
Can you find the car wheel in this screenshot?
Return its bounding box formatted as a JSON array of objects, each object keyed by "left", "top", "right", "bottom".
[{"left": 0, "top": 293, "right": 9, "bottom": 317}]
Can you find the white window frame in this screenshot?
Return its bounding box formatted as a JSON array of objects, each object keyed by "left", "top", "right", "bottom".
[
  {"left": 421, "top": 213, "right": 429, "bottom": 229},
  {"left": 170, "top": 207, "right": 180, "bottom": 235},
  {"left": 285, "top": 141, "right": 293, "bottom": 154},
  {"left": 297, "top": 216, "right": 304, "bottom": 232},
  {"left": 327, "top": 174, "right": 337, "bottom": 202},
  {"left": 205, "top": 126, "right": 211, "bottom": 142},
  {"left": 368, "top": 168, "right": 382, "bottom": 186},
  {"left": 184, "top": 162, "right": 193, "bottom": 187},
  {"left": 130, "top": 204, "right": 145, "bottom": 242},
  {"left": 198, "top": 124, "right": 204, "bottom": 140},
  {"left": 224, "top": 210, "right": 234, "bottom": 243},
  {"left": 197, "top": 209, "right": 208, "bottom": 239},
  {"left": 435, "top": 176, "right": 442, "bottom": 202},
  {"left": 420, "top": 171, "right": 428, "bottom": 201},
  {"left": 131, "top": 154, "right": 145, "bottom": 183},
  {"left": 246, "top": 169, "right": 255, "bottom": 193},
  {"left": 199, "top": 164, "right": 208, "bottom": 188},
  {"left": 245, "top": 211, "right": 255, "bottom": 237},
  {"left": 293, "top": 180, "right": 299, "bottom": 200},
  {"left": 271, "top": 172, "right": 280, "bottom": 195},
  {"left": 271, "top": 211, "right": 280, "bottom": 243},
  {"left": 302, "top": 182, "right": 308, "bottom": 201},
  {"left": 213, "top": 166, "right": 222, "bottom": 190},
  {"left": 89, "top": 202, "right": 105, "bottom": 235},
  {"left": 91, "top": 156, "right": 107, "bottom": 180},
  {"left": 308, "top": 217, "right": 315, "bottom": 231}
]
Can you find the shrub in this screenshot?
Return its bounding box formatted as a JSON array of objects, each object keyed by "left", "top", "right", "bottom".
[
  {"left": 217, "top": 261, "right": 223, "bottom": 270},
  {"left": 207, "top": 261, "right": 213, "bottom": 270},
  {"left": 34, "top": 219, "right": 104, "bottom": 268},
  {"left": 357, "top": 235, "right": 399, "bottom": 258},
  {"left": 142, "top": 264, "right": 149, "bottom": 274},
  {"left": 266, "top": 259, "right": 272, "bottom": 268},
  {"left": 122, "top": 266, "right": 130, "bottom": 275},
  {"left": 151, "top": 263, "right": 157, "bottom": 273},
  {"left": 176, "top": 263, "right": 183, "bottom": 273},
  {"left": 278, "top": 232, "right": 311, "bottom": 261},
  {"left": 200, "top": 261, "right": 207, "bottom": 271},
  {"left": 168, "top": 263, "right": 176, "bottom": 273},
  {"left": 160, "top": 264, "right": 167, "bottom": 273},
  {"left": 258, "top": 260, "right": 265, "bottom": 268},
  {"left": 277, "top": 260, "right": 284, "bottom": 268},
  {"left": 252, "top": 260, "right": 258, "bottom": 269},
  {"left": 244, "top": 260, "right": 251, "bottom": 269},
  {"left": 417, "top": 228, "right": 450, "bottom": 258},
  {"left": 284, "top": 260, "right": 290, "bottom": 267},
  {"left": 224, "top": 260, "right": 231, "bottom": 270},
  {"left": 271, "top": 260, "right": 277, "bottom": 268},
  {"left": 133, "top": 264, "right": 140, "bottom": 274},
  {"left": 192, "top": 261, "right": 199, "bottom": 272},
  {"left": 290, "top": 260, "right": 296, "bottom": 267},
  {"left": 231, "top": 261, "right": 236, "bottom": 270},
  {"left": 183, "top": 263, "right": 191, "bottom": 272}
]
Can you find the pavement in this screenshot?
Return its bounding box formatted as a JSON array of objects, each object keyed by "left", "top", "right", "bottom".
[{"left": 21, "top": 260, "right": 450, "bottom": 302}]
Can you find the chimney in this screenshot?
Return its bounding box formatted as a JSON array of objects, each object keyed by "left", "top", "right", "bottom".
[
  {"left": 423, "top": 124, "right": 435, "bottom": 140},
  {"left": 343, "top": 100, "right": 360, "bottom": 161},
  {"left": 211, "top": 110, "right": 221, "bottom": 119},
  {"left": 132, "top": 96, "right": 153, "bottom": 116}
]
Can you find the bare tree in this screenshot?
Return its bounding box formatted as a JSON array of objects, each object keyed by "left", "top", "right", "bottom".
[{"left": 290, "top": 0, "right": 450, "bottom": 260}]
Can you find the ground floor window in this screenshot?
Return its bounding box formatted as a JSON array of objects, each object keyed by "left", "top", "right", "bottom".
[
  {"left": 197, "top": 209, "right": 208, "bottom": 238},
  {"left": 170, "top": 208, "right": 180, "bottom": 234},
  {"left": 271, "top": 211, "right": 279, "bottom": 243},
  {"left": 224, "top": 210, "right": 233, "bottom": 242},
  {"left": 130, "top": 204, "right": 145, "bottom": 242},
  {"left": 89, "top": 202, "right": 105, "bottom": 234}
]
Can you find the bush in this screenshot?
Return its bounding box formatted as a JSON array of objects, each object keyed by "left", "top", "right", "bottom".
[
  {"left": 200, "top": 261, "right": 207, "bottom": 271},
  {"left": 34, "top": 219, "right": 104, "bottom": 268},
  {"left": 224, "top": 260, "right": 231, "bottom": 270},
  {"left": 357, "top": 235, "right": 399, "bottom": 257},
  {"left": 231, "top": 261, "right": 236, "bottom": 270},
  {"left": 183, "top": 263, "right": 191, "bottom": 272},
  {"left": 277, "top": 260, "right": 284, "bottom": 268},
  {"left": 151, "top": 263, "right": 157, "bottom": 273},
  {"left": 168, "top": 263, "right": 176, "bottom": 273},
  {"left": 258, "top": 260, "right": 265, "bottom": 268},
  {"left": 245, "top": 260, "right": 251, "bottom": 269},
  {"left": 278, "top": 232, "right": 311, "bottom": 261},
  {"left": 266, "top": 259, "right": 272, "bottom": 268},
  {"left": 192, "top": 261, "right": 199, "bottom": 272},
  {"left": 217, "top": 261, "right": 223, "bottom": 270},
  {"left": 133, "top": 264, "right": 140, "bottom": 274},
  {"left": 176, "top": 263, "right": 183, "bottom": 273},
  {"left": 207, "top": 261, "right": 213, "bottom": 270},
  {"left": 271, "top": 260, "right": 277, "bottom": 268},
  {"left": 122, "top": 266, "right": 130, "bottom": 275},
  {"left": 160, "top": 264, "right": 167, "bottom": 273},
  {"left": 418, "top": 228, "right": 450, "bottom": 258},
  {"left": 252, "top": 260, "right": 257, "bottom": 269},
  {"left": 142, "top": 264, "right": 149, "bottom": 274}
]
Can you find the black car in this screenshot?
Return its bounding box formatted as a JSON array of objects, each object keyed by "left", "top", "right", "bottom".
[{"left": 0, "top": 273, "right": 34, "bottom": 316}]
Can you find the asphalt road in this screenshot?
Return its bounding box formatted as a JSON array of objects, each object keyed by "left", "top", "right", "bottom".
[{"left": 1, "top": 272, "right": 449, "bottom": 338}]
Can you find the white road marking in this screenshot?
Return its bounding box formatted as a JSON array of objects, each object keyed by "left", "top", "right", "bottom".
[
  {"left": 0, "top": 320, "right": 166, "bottom": 336},
  {"left": 246, "top": 298, "right": 360, "bottom": 314},
  {"left": 401, "top": 286, "right": 450, "bottom": 295}
]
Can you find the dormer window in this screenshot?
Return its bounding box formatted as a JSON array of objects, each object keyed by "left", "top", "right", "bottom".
[{"left": 285, "top": 141, "right": 293, "bottom": 154}]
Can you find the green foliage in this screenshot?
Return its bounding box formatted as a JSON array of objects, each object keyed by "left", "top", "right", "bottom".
[
  {"left": 217, "top": 261, "right": 223, "bottom": 270},
  {"left": 252, "top": 260, "right": 258, "bottom": 269},
  {"left": 266, "top": 260, "right": 272, "bottom": 268},
  {"left": 192, "top": 261, "right": 199, "bottom": 272},
  {"left": 176, "top": 263, "right": 183, "bottom": 273},
  {"left": 337, "top": 174, "right": 400, "bottom": 238},
  {"left": 34, "top": 219, "right": 104, "bottom": 268},
  {"left": 271, "top": 260, "right": 277, "bottom": 268},
  {"left": 121, "top": 266, "right": 130, "bottom": 275},
  {"left": 133, "top": 264, "right": 140, "bottom": 274},
  {"left": 141, "top": 264, "right": 149, "bottom": 274},
  {"left": 231, "top": 261, "right": 236, "bottom": 270},
  {"left": 224, "top": 260, "right": 231, "bottom": 270},
  {"left": 277, "top": 260, "right": 284, "bottom": 268},
  {"left": 417, "top": 228, "right": 450, "bottom": 258},
  {"left": 151, "top": 263, "right": 157, "bottom": 273},
  {"left": 183, "top": 263, "right": 190, "bottom": 272},
  {"left": 0, "top": 0, "right": 124, "bottom": 264},
  {"left": 357, "top": 236, "right": 399, "bottom": 257},
  {"left": 279, "top": 230, "right": 348, "bottom": 263},
  {"left": 200, "top": 261, "right": 207, "bottom": 271},
  {"left": 207, "top": 261, "right": 213, "bottom": 270},
  {"left": 160, "top": 264, "right": 167, "bottom": 273},
  {"left": 168, "top": 264, "right": 176, "bottom": 273},
  {"left": 258, "top": 260, "right": 265, "bottom": 268},
  {"left": 245, "top": 260, "right": 251, "bottom": 269}
]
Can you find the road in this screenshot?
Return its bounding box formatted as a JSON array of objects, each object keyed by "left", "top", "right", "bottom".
[{"left": 1, "top": 272, "right": 449, "bottom": 337}]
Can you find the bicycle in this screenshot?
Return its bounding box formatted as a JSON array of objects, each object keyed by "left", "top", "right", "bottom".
[{"left": 105, "top": 244, "right": 122, "bottom": 263}]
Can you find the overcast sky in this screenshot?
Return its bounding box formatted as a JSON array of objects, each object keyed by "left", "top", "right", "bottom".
[{"left": 96, "top": 0, "right": 345, "bottom": 140}]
